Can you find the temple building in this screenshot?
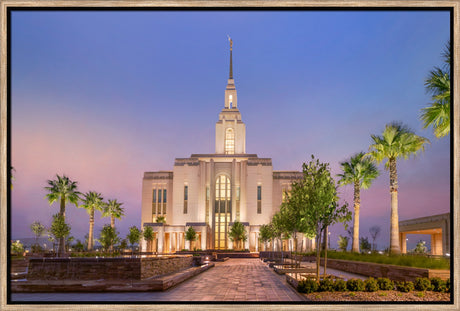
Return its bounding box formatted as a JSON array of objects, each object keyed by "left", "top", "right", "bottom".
[{"left": 140, "top": 39, "right": 313, "bottom": 252}]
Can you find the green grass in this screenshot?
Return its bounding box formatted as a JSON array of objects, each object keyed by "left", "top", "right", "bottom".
[{"left": 297, "top": 251, "right": 450, "bottom": 270}]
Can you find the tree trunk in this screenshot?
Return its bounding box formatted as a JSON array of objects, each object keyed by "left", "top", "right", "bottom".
[
  {"left": 110, "top": 216, "right": 115, "bottom": 252},
  {"left": 88, "top": 208, "right": 94, "bottom": 251},
  {"left": 323, "top": 230, "right": 328, "bottom": 277},
  {"left": 316, "top": 227, "right": 322, "bottom": 283},
  {"left": 389, "top": 158, "right": 401, "bottom": 255},
  {"left": 58, "top": 196, "right": 66, "bottom": 257},
  {"left": 352, "top": 180, "right": 361, "bottom": 253}
]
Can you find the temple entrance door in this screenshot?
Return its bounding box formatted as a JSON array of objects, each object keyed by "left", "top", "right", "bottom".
[{"left": 214, "top": 175, "right": 231, "bottom": 249}]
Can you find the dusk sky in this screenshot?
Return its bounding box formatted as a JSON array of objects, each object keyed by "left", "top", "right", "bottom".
[{"left": 10, "top": 10, "right": 450, "bottom": 250}]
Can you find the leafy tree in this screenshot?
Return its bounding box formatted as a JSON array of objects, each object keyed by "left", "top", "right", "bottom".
[
  {"left": 369, "top": 225, "right": 381, "bottom": 251},
  {"left": 368, "top": 122, "right": 429, "bottom": 254},
  {"left": 44, "top": 174, "right": 80, "bottom": 255},
  {"left": 421, "top": 41, "right": 451, "bottom": 138},
  {"left": 143, "top": 226, "right": 155, "bottom": 252},
  {"left": 98, "top": 225, "right": 120, "bottom": 252},
  {"left": 338, "top": 152, "right": 379, "bottom": 253},
  {"left": 30, "top": 221, "right": 46, "bottom": 249},
  {"left": 259, "top": 223, "right": 274, "bottom": 251},
  {"left": 119, "top": 239, "right": 128, "bottom": 251},
  {"left": 11, "top": 240, "right": 24, "bottom": 255},
  {"left": 360, "top": 237, "right": 371, "bottom": 253},
  {"left": 49, "top": 213, "right": 71, "bottom": 256},
  {"left": 185, "top": 227, "right": 197, "bottom": 251},
  {"left": 65, "top": 236, "right": 74, "bottom": 252},
  {"left": 102, "top": 199, "right": 125, "bottom": 229},
  {"left": 337, "top": 235, "right": 349, "bottom": 252},
  {"left": 414, "top": 240, "right": 427, "bottom": 254},
  {"left": 79, "top": 191, "right": 104, "bottom": 251},
  {"left": 126, "top": 226, "right": 142, "bottom": 253},
  {"left": 72, "top": 239, "right": 85, "bottom": 252},
  {"left": 228, "top": 221, "right": 247, "bottom": 251},
  {"left": 295, "top": 155, "right": 351, "bottom": 281}
]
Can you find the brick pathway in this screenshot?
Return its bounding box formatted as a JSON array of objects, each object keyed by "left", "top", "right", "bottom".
[{"left": 11, "top": 258, "right": 306, "bottom": 302}]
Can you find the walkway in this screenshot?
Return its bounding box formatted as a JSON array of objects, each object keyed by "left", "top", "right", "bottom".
[{"left": 11, "top": 258, "right": 306, "bottom": 302}]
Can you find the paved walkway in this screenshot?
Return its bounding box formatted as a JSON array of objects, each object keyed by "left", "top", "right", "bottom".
[{"left": 12, "top": 258, "right": 306, "bottom": 302}]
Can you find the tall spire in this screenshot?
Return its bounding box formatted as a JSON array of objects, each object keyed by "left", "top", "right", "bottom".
[{"left": 228, "top": 35, "right": 233, "bottom": 79}]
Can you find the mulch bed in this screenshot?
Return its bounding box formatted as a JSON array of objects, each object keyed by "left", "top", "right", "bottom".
[{"left": 303, "top": 290, "right": 451, "bottom": 302}]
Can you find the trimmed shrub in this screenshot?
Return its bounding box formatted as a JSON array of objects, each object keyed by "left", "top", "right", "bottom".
[
  {"left": 377, "top": 277, "right": 394, "bottom": 291},
  {"left": 396, "top": 281, "right": 414, "bottom": 293},
  {"left": 347, "top": 278, "right": 365, "bottom": 292},
  {"left": 414, "top": 277, "right": 432, "bottom": 291},
  {"left": 298, "top": 278, "right": 318, "bottom": 294},
  {"left": 446, "top": 278, "right": 450, "bottom": 293},
  {"left": 319, "top": 278, "right": 335, "bottom": 292},
  {"left": 334, "top": 279, "right": 348, "bottom": 292},
  {"left": 365, "top": 277, "right": 379, "bottom": 292},
  {"left": 430, "top": 277, "right": 447, "bottom": 292}
]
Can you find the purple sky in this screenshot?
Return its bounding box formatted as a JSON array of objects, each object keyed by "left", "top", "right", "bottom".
[{"left": 10, "top": 10, "right": 450, "bottom": 250}]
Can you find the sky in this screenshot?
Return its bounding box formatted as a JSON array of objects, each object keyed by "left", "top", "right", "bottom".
[{"left": 10, "top": 10, "right": 451, "bottom": 251}]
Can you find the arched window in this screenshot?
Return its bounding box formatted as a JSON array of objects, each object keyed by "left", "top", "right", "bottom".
[
  {"left": 225, "top": 128, "right": 235, "bottom": 154},
  {"left": 214, "top": 175, "right": 231, "bottom": 249}
]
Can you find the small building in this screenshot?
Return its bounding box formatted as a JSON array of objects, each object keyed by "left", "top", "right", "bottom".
[
  {"left": 399, "top": 213, "right": 450, "bottom": 256},
  {"left": 140, "top": 40, "right": 313, "bottom": 252}
]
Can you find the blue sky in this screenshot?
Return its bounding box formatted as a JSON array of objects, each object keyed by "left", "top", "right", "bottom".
[{"left": 11, "top": 10, "right": 450, "bottom": 250}]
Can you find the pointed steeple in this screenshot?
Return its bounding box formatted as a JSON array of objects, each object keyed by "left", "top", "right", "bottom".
[{"left": 225, "top": 36, "right": 237, "bottom": 109}]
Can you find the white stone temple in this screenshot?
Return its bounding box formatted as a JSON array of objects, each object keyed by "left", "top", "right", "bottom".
[{"left": 140, "top": 39, "right": 313, "bottom": 252}]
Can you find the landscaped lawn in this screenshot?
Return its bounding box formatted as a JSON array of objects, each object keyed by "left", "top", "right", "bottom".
[{"left": 298, "top": 251, "right": 450, "bottom": 270}]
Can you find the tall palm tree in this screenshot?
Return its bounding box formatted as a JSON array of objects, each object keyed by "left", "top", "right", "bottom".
[
  {"left": 45, "top": 174, "right": 80, "bottom": 255},
  {"left": 421, "top": 41, "right": 451, "bottom": 138},
  {"left": 338, "top": 152, "right": 379, "bottom": 253},
  {"left": 102, "top": 199, "right": 125, "bottom": 229},
  {"left": 79, "top": 191, "right": 104, "bottom": 251},
  {"left": 368, "top": 122, "right": 429, "bottom": 255}
]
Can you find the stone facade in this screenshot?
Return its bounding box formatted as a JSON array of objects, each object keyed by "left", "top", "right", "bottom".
[{"left": 27, "top": 256, "right": 194, "bottom": 280}]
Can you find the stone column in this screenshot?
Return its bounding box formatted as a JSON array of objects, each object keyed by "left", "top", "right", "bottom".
[
  {"left": 400, "top": 233, "right": 407, "bottom": 253},
  {"left": 244, "top": 225, "right": 250, "bottom": 250},
  {"left": 255, "top": 232, "right": 259, "bottom": 252},
  {"left": 201, "top": 226, "right": 207, "bottom": 251},
  {"left": 158, "top": 225, "right": 165, "bottom": 254}
]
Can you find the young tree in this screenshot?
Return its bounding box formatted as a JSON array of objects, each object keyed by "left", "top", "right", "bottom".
[
  {"left": 30, "top": 221, "right": 46, "bottom": 250},
  {"left": 295, "top": 155, "right": 351, "bottom": 281},
  {"left": 49, "top": 213, "right": 71, "bottom": 256},
  {"left": 45, "top": 174, "right": 80, "bottom": 255},
  {"left": 228, "top": 221, "right": 247, "bottom": 250},
  {"left": 414, "top": 240, "right": 427, "bottom": 254},
  {"left": 337, "top": 235, "right": 349, "bottom": 252},
  {"left": 98, "top": 225, "right": 120, "bottom": 252},
  {"left": 126, "top": 226, "right": 142, "bottom": 254},
  {"left": 369, "top": 122, "right": 429, "bottom": 254},
  {"left": 119, "top": 239, "right": 128, "bottom": 251},
  {"left": 421, "top": 41, "right": 450, "bottom": 138},
  {"left": 259, "top": 223, "right": 274, "bottom": 251},
  {"left": 11, "top": 240, "right": 24, "bottom": 255},
  {"left": 79, "top": 191, "right": 104, "bottom": 251},
  {"left": 359, "top": 237, "right": 371, "bottom": 253},
  {"left": 73, "top": 239, "right": 85, "bottom": 252},
  {"left": 65, "top": 236, "right": 74, "bottom": 252},
  {"left": 338, "top": 152, "right": 379, "bottom": 253},
  {"left": 143, "top": 226, "right": 155, "bottom": 252},
  {"left": 185, "top": 227, "right": 197, "bottom": 251},
  {"left": 369, "top": 225, "right": 381, "bottom": 251}
]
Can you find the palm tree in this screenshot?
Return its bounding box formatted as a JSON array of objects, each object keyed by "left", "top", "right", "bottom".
[
  {"left": 143, "top": 226, "right": 155, "bottom": 253},
  {"left": 102, "top": 199, "right": 125, "bottom": 229},
  {"left": 368, "top": 122, "right": 429, "bottom": 254},
  {"left": 338, "top": 152, "right": 379, "bottom": 253},
  {"left": 421, "top": 41, "right": 450, "bottom": 138},
  {"left": 45, "top": 174, "right": 80, "bottom": 255},
  {"left": 79, "top": 191, "right": 104, "bottom": 251}
]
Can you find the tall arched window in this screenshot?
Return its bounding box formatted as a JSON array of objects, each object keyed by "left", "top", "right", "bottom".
[
  {"left": 214, "top": 175, "right": 231, "bottom": 249},
  {"left": 225, "top": 128, "right": 235, "bottom": 154}
]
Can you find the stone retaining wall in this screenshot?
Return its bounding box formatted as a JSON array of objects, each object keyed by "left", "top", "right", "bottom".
[
  {"left": 141, "top": 256, "right": 193, "bottom": 279},
  {"left": 27, "top": 256, "right": 193, "bottom": 280},
  {"left": 321, "top": 258, "right": 450, "bottom": 281}
]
